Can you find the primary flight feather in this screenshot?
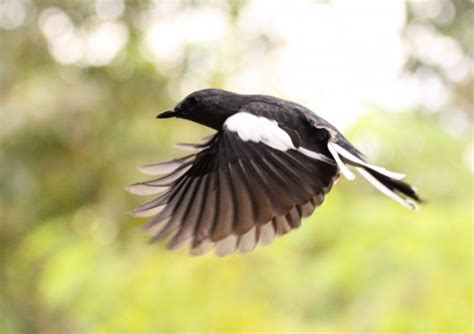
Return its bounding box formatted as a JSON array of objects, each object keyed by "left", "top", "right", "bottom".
[{"left": 128, "top": 89, "right": 421, "bottom": 256}]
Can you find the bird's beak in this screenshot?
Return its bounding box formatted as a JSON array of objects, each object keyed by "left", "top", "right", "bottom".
[{"left": 156, "top": 109, "right": 177, "bottom": 119}]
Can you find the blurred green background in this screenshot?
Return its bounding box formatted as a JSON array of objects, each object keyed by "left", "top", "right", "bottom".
[{"left": 0, "top": 0, "right": 472, "bottom": 333}]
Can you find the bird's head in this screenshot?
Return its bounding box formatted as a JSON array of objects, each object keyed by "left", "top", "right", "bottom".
[{"left": 157, "top": 89, "right": 243, "bottom": 130}]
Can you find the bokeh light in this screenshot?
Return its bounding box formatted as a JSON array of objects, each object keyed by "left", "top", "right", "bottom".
[{"left": 0, "top": 0, "right": 472, "bottom": 332}]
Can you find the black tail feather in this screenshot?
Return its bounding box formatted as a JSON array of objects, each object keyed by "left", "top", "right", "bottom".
[{"left": 366, "top": 168, "right": 423, "bottom": 203}]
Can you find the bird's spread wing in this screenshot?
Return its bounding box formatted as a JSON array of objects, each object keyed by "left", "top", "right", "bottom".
[
  {"left": 129, "top": 103, "right": 422, "bottom": 257},
  {"left": 128, "top": 118, "right": 339, "bottom": 256}
]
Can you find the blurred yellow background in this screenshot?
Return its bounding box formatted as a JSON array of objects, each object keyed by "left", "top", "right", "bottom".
[{"left": 0, "top": 0, "right": 472, "bottom": 332}]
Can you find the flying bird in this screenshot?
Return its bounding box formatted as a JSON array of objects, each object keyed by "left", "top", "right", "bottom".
[{"left": 128, "top": 89, "right": 421, "bottom": 256}]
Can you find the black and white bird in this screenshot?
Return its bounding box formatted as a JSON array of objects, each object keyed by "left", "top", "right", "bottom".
[{"left": 128, "top": 89, "right": 421, "bottom": 256}]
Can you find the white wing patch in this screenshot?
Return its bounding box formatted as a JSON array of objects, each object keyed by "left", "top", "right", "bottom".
[
  {"left": 224, "top": 112, "right": 295, "bottom": 151},
  {"left": 225, "top": 112, "right": 334, "bottom": 164}
]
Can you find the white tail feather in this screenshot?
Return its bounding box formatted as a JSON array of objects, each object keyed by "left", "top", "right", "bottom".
[
  {"left": 356, "top": 167, "right": 418, "bottom": 210},
  {"left": 327, "top": 142, "right": 356, "bottom": 180},
  {"left": 330, "top": 143, "right": 406, "bottom": 180}
]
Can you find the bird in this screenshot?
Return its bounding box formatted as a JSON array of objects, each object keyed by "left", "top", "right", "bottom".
[{"left": 127, "top": 89, "right": 422, "bottom": 257}]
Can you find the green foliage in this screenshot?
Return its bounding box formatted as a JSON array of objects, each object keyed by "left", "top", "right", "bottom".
[{"left": 0, "top": 1, "right": 472, "bottom": 333}]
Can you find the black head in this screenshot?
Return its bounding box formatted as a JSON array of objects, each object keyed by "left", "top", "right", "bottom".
[{"left": 157, "top": 89, "right": 244, "bottom": 130}]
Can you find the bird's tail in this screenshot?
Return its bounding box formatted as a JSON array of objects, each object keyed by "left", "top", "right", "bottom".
[{"left": 327, "top": 141, "right": 422, "bottom": 210}]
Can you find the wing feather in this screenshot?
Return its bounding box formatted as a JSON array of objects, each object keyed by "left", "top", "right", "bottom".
[
  {"left": 272, "top": 215, "right": 292, "bottom": 236},
  {"left": 168, "top": 175, "right": 206, "bottom": 249},
  {"left": 258, "top": 222, "right": 276, "bottom": 245},
  {"left": 211, "top": 167, "right": 235, "bottom": 241},
  {"left": 150, "top": 177, "right": 197, "bottom": 242},
  {"left": 237, "top": 227, "right": 258, "bottom": 253},
  {"left": 138, "top": 154, "right": 195, "bottom": 175},
  {"left": 228, "top": 163, "right": 255, "bottom": 235},
  {"left": 193, "top": 170, "right": 218, "bottom": 246},
  {"left": 129, "top": 127, "right": 339, "bottom": 256}
]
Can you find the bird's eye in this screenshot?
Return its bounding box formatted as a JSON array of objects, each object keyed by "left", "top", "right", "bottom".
[{"left": 189, "top": 96, "right": 199, "bottom": 104}]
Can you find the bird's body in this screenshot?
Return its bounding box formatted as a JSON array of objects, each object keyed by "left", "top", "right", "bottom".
[{"left": 128, "top": 89, "right": 421, "bottom": 256}]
